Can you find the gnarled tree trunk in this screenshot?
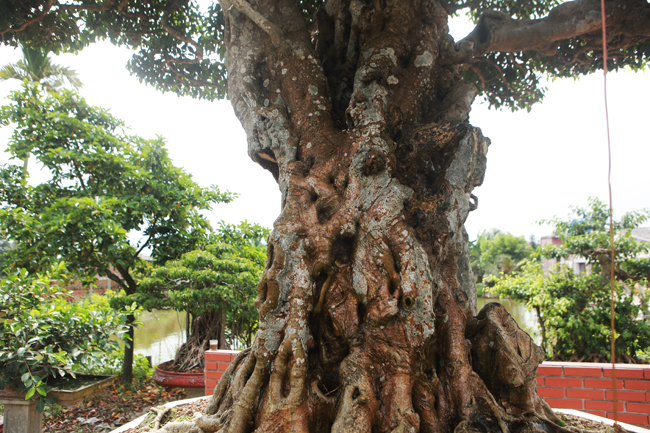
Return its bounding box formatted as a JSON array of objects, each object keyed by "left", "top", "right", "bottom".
[
  {"left": 173, "top": 310, "right": 229, "bottom": 372},
  {"left": 187, "top": 1, "right": 564, "bottom": 432}
]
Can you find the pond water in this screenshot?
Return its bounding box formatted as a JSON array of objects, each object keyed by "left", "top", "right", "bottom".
[
  {"left": 133, "top": 310, "right": 187, "bottom": 366},
  {"left": 132, "top": 298, "right": 541, "bottom": 366}
]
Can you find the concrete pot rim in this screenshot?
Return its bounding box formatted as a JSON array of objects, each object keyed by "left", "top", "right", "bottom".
[
  {"left": 109, "top": 395, "right": 210, "bottom": 433},
  {"left": 556, "top": 409, "right": 650, "bottom": 433},
  {"left": 108, "top": 398, "right": 650, "bottom": 433}
]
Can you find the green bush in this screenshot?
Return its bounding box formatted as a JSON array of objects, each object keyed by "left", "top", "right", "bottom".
[
  {"left": 72, "top": 349, "right": 153, "bottom": 379},
  {"left": 489, "top": 261, "right": 650, "bottom": 362},
  {"left": 0, "top": 265, "right": 137, "bottom": 411}
]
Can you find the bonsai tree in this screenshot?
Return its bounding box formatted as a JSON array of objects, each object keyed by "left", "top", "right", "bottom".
[
  {"left": 4, "top": 0, "right": 650, "bottom": 431},
  {"left": 0, "top": 264, "right": 136, "bottom": 412},
  {"left": 128, "top": 222, "right": 267, "bottom": 372}
]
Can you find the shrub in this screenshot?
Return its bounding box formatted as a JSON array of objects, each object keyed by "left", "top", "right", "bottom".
[
  {"left": 0, "top": 265, "right": 137, "bottom": 411},
  {"left": 489, "top": 261, "right": 650, "bottom": 362}
]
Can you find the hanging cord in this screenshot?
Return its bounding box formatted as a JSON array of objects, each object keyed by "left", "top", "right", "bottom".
[{"left": 600, "top": 0, "right": 619, "bottom": 425}]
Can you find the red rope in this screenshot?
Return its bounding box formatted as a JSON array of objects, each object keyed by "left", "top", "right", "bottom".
[{"left": 601, "top": 0, "right": 619, "bottom": 425}]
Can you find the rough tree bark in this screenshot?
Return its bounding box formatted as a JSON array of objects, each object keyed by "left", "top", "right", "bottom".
[{"left": 175, "top": 0, "right": 567, "bottom": 432}]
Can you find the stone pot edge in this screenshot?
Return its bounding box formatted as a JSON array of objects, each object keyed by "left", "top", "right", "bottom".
[
  {"left": 109, "top": 395, "right": 210, "bottom": 433},
  {"left": 555, "top": 409, "right": 650, "bottom": 433}
]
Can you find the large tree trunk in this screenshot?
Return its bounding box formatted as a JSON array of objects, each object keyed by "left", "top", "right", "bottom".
[{"left": 186, "top": 1, "right": 565, "bottom": 432}]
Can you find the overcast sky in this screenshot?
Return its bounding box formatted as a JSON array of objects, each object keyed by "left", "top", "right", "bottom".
[{"left": 1, "top": 16, "right": 648, "bottom": 243}]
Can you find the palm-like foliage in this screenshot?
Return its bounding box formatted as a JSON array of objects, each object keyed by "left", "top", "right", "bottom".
[
  {"left": 1, "top": 46, "right": 82, "bottom": 175},
  {"left": 0, "top": 46, "right": 82, "bottom": 91}
]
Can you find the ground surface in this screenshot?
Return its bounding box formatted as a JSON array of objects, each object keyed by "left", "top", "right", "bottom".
[{"left": 41, "top": 377, "right": 188, "bottom": 432}]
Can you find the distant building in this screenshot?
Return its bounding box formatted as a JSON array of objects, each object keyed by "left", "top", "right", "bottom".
[{"left": 540, "top": 235, "right": 589, "bottom": 275}]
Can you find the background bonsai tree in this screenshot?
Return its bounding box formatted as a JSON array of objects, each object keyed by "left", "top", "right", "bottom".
[
  {"left": 0, "top": 263, "right": 136, "bottom": 412},
  {"left": 0, "top": 83, "right": 233, "bottom": 385},
  {"left": 3, "top": 0, "right": 650, "bottom": 431},
  {"left": 124, "top": 222, "right": 267, "bottom": 372},
  {"left": 490, "top": 199, "right": 650, "bottom": 360}
]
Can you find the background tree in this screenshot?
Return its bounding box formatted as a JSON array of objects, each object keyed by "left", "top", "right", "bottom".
[
  {"left": 470, "top": 229, "right": 534, "bottom": 285},
  {"left": 3, "top": 0, "right": 650, "bottom": 432},
  {"left": 490, "top": 199, "right": 650, "bottom": 360},
  {"left": 540, "top": 197, "right": 649, "bottom": 282},
  {"left": 0, "top": 45, "right": 82, "bottom": 175},
  {"left": 126, "top": 221, "right": 267, "bottom": 372},
  {"left": 0, "top": 83, "right": 233, "bottom": 386},
  {"left": 489, "top": 261, "right": 650, "bottom": 362}
]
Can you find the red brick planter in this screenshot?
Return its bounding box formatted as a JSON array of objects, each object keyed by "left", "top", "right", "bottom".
[
  {"left": 204, "top": 352, "right": 650, "bottom": 428},
  {"left": 537, "top": 361, "right": 650, "bottom": 427}
]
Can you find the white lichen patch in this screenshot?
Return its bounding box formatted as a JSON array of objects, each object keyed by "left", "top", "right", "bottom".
[
  {"left": 308, "top": 85, "right": 319, "bottom": 95},
  {"left": 415, "top": 51, "right": 434, "bottom": 67},
  {"left": 387, "top": 75, "right": 399, "bottom": 85}
]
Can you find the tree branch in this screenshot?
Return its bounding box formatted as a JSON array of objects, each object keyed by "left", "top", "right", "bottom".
[
  {"left": 447, "top": 0, "right": 650, "bottom": 62},
  {"left": 0, "top": 0, "right": 53, "bottom": 36},
  {"left": 228, "top": 0, "right": 288, "bottom": 49}
]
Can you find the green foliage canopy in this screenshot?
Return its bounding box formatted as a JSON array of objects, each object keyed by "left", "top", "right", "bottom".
[
  {"left": 539, "top": 197, "right": 649, "bottom": 280},
  {"left": 490, "top": 199, "right": 650, "bottom": 362},
  {"left": 490, "top": 261, "right": 650, "bottom": 362},
  {"left": 127, "top": 221, "right": 269, "bottom": 348},
  {"left": 470, "top": 229, "right": 534, "bottom": 283},
  {"left": 0, "top": 82, "right": 234, "bottom": 294},
  {"left": 2, "top": 0, "right": 648, "bottom": 110}
]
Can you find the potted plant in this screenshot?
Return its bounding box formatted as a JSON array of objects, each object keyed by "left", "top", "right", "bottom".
[{"left": 122, "top": 222, "right": 266, "bottom": 391}]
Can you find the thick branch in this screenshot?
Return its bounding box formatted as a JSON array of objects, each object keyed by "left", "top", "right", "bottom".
[{"left": 449, "top": 0, "right": 650, "bottom": 62}]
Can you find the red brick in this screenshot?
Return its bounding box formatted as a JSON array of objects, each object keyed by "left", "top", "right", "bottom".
[
  {"left": 627, "top": 402, "right": 650, "bottom": 414},
  {"left": 585, "top": 400, "right": 624, "bottom": 411},
  {"left": 538, "top": 388, "right": 565, "bottom": 398},
  {"left": 645, "top": 370, "right": 650, "bottom": 380},
  {"left": 545, "top": 399, "right": 583, "bottom": 410},
  {"left": 537, "top": 366, "right": 563, "bottom": 376},
  {"left": 206, "top": 379, "right": 218, "bottom": 388},
  {"left": 604, "top": 368, "right": 644, "bottom": 379},
  {"left": 624, "top": 380, "right": 650, "bottom": 391},
  {"left": 536, "top": 377, "right": 544, "bottom": 386},
  {"left": 567, "top": 389, "right": 604, "bottom": 400},
  {"left": 565, "top": 367, "right": 603, "bottom": 377},
  {"left": 206, "top": 370, "right": 224, "bottom": 380},
  {"left": 607, "top": 413, "right": 648, "bottom": 426},
  {"left": 584, "top": 378, "right": 624, "bottom": 389},
  {"left": 605, "top": 390, "right": 645, "bottom": 401},
  {"left": 205, "top": 353, "right": 233, "bottom": 362},
  {"left": 585, "top": 411, "right": 606, "bottom": 418},
  {"left": 546, "top": 377, "right": 583, "bottom": 388},
  {"left": 218, "top": 362, "right": 232, "bottom": 372},
  {"left": 205, "top": 388, "right": 214, "bottom": 396},
  {"left": 205, "top": 361, "right": 218, "bottom": 372}
]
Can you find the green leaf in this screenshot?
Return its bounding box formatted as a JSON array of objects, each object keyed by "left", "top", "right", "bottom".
[{"left": 25, "top": 387, "right": 35, "bottom": 400}]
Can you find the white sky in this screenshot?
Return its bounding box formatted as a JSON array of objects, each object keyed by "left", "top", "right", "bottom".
[{"left": 1, "top": 16, "right": 648, "bottom": 243}]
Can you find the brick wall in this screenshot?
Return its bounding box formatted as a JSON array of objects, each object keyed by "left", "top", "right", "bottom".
[
  {"left": 204, "top": 353, "right": 650, "bottom": 427},
  {"left": 204, "top": 349, "right": 240, "bottom": 396},
  {"left": 538, "top": 361, "right": 650, "bottom": 427}
]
